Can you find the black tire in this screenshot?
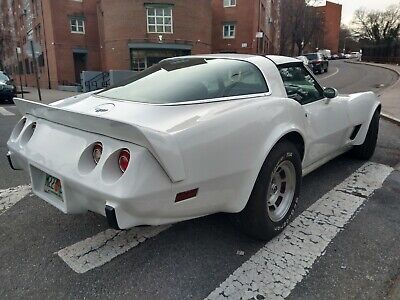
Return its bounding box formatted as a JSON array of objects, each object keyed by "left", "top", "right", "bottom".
[
  {"left": 350, "top": 108, "right": 380, "bottom": 160},
  {"left": 231, "top": 140, "right": 302, "bottom": 240}
]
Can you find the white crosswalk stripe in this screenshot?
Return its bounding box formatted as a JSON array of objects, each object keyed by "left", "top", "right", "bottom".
[
  {"left": 57, "top": 225, "right": 171, "bottom": 273},
  {"left": 206, "top": 162, "right": 393, "bottom": 300},
  {"left": 0, "top": 107, "right": 15, "bottom": 116},
  {"left": 0, "top": 185, "right": 31, "bottom": 215}
]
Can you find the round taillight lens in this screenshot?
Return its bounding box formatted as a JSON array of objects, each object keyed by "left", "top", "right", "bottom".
[
  {"left": 92, "top": 142, "right": 103, "bottom": 164},
  {"left": 118, "top": 149, "right": 130, "bottom": 173}
]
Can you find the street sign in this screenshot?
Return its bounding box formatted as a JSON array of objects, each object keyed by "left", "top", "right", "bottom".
[
  {"left": 255, "top": 32, "right": 263, "bottom": 38},
  {"left": 16, "top": 47, "right": 22, "bottom": 54}
]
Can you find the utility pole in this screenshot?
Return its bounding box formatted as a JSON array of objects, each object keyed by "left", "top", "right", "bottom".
[
  {"left": 30, "top": 40, "right": 42, "bottom": 102},
  {"left": 15, "top": 47, "right": 24, "bottom": 99}
]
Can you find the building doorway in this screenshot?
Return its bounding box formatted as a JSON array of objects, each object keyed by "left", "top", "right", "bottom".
[{"left": 73, "top": 52, "right": 87, "bottom": 84}]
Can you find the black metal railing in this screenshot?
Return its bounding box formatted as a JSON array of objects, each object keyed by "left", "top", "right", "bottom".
[{"left": 84, "top": 71, "right": 110, "bottom": 92}]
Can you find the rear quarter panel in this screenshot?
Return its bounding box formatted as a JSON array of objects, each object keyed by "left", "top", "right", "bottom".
[
  {"left": 170, "top": 97, "right": 307, "bottom": 214},
  {"left": 345, "top": 92, "right": 381, "bottom": 145}
]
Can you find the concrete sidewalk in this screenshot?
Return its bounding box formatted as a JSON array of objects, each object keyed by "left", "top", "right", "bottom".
[
  {"left": 347, "top": 60, "right": 400, "bottom": 125},
  {"left": 16, "top": 86, "right": 81, "bottom": 105}
]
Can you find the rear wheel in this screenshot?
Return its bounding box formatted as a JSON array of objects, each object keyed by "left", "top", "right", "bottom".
[
  {"left": 232, "top": 140, "right": 302, "bottom": 240},
  {"left": 350, "top": 109, "right": 380, "bottom": 160}
]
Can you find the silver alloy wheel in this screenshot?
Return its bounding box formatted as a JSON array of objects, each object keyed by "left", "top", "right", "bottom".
[{"left": 267, "top": 160, "right": 296, "bottom": 222}]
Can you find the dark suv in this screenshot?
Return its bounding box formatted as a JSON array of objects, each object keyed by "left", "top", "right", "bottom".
[
  {"left": 0, "top": 71, "right": 17, "bottom": 103},
  {"left": 304, "top": 53, "right": 329, "bottom": 74}
]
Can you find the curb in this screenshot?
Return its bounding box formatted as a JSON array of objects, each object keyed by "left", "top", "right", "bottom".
[
  {"left": 346, "top": 60, "right": 400, "bottom": 126},
  {"left": 381, "top": 113, "right": 400, "bottom": 126},
  {"left": 345, "top": 60, "right": 400, "bottom": 76}
]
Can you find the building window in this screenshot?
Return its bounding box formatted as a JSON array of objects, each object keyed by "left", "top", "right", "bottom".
[
  {"left": 146, "top": 6, "right": 173, "bottom": 33},
  {"left": 223, "top": 24, "right": 236, "bottom": 39},
  {"left": 130, "top": 49, "right": 190, "bottom": 72},
  {"left": 223, "top": 0, "right": 236, "bottom": 7},
  {"left": 70, "top": 18, "right": 85, "bottom": 34}
]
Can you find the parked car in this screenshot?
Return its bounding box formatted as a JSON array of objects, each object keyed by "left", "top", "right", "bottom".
[
  {"left": 338, "top": 53, "right": 346, "bottom": 59},
  {"left": 318, "top": 49, "right": 332, "bottom": 60},
  {"left": 351, "top": 51, "right": 362, "bottom": 60},
  {"left": 7, "top": 54, "right": 381, "bottom": 240},
  {"left": 304, "top": 52, "right": 329, "bottom": 74},
  {"left": 331, "top": 54, "right": 339, "bottom": 60},
  {"left": 0, "top": 71, "right": 17, "bottom": 103}
]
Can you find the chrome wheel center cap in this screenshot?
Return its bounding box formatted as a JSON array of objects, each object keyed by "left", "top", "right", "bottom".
[{"left": 271, "top": 183, "right": 278, "bottom": 194}]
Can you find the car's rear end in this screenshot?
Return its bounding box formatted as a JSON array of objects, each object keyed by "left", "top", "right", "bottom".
[
  {"left": 6, "top": 101, "right": 178, "bottom": 229},
  {"left": 7, "top": 55, "right": 276, "bottom": 230},
  {"left": 0, "top": 72, "right": 16, "bottom": 102},
  {"left": 304, "top": 53, "right": 325, "bottom": 74}
]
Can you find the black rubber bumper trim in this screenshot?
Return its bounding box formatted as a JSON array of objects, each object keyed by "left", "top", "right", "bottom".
[
  {"left": 105, "top": 205, "right": 121, "bottom": 230},
  {"left": 6, "top": 152, "right": 21, "bottom": 170}
]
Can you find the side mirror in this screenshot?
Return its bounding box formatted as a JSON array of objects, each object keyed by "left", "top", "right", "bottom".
[{"left": 323, "top": 87, "right": 338, "bottom": 99}]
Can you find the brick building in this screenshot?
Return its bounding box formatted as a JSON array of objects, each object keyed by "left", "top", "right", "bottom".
[
  {"left": 316, "top": 1, "right": 342, "bottom": 53},
  {"left": 1, "top": 0, "right": 287, "bottom": 90},
  {"left": 97, "top": 0, "right": 212, "bottom": 72},
  {"left": 211, "top": 0, "right": 268, "bottom": 54},
  {"left": 0, "top": 0, "right": 101, "bottom": 89},
  {"left": 0, "top": 0, "right": 212, "bottom": 89}
]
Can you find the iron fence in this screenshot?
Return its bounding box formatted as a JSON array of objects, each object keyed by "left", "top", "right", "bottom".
[{"left": 362, "top": 42, "right": 400, "bottom": 64}]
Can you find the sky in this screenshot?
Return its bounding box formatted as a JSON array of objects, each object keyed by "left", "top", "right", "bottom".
[{"left": 319, "top": 0, "right": 400, "bottom": 25}]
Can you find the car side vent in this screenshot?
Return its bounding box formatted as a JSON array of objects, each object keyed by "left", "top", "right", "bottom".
[{"left": 350, "top": 124, "right": 362, "bottom": 140}]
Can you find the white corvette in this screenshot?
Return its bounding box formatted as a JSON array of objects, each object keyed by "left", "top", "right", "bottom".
[{"left": 7, "top": 55, "right": 380, "bottom": 240}]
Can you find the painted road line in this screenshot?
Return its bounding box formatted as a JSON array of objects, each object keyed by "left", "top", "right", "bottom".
[
  {"left": 0, "top": 185, "right": 31, "bottom": 216},
  {"left": 320, "top": 67, "right": 339, "bottom": 80},
  {"left": 58, "top": 225, "right": 171, "bottom": 273},
  {"left": 206, "top": 162, "right": 393, "bottom": 300},
  {"left": 0, "top": 107, "right": 15, "bottom": 116}
]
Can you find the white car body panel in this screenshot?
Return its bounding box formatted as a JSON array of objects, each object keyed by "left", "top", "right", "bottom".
[{"left": 7, "top": 54, "right": 380, "bottom": 229}]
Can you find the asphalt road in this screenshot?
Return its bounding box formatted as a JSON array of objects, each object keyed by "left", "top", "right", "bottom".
[{"left": 0, "top": 60, "right": 399, "bottom": 299}]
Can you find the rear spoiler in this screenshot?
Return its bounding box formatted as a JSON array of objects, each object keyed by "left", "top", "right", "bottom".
[{"left": 13, "top": 98, "right": 185, "bottom": 183}]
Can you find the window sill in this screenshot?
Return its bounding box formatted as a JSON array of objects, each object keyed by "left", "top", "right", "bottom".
[{"left": 147, "top": 32, "right": 174, "bottom": 35}]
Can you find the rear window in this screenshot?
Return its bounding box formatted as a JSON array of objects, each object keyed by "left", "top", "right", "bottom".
[
  {"left": 304, "top": 53, "right": 318, "bottom": 60},
  {"left": 97, "top": 58, "right": 268, "bottom": 104}
]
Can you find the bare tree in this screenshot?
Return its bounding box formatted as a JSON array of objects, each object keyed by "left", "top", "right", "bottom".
[
  {"left": 352, "top": 4, "right": 400, "bottom": 44},
  {"left": 280, "top": 0, "right": 324, "bottom": 56},
  {"left": 339, "top": 25, "right": 359, "bottom": 53}
]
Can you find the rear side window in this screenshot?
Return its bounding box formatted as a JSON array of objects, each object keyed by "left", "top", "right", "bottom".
[{"left": 97, "top": 58, "right": 268, "bottom": 104}]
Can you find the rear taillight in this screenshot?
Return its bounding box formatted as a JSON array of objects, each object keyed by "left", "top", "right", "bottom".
[
  {"left": 118, "top": 149, "right": 130, "bottom": 173},
  {"left": 11, "top": 117, "right": 27, "bottom": 140},
  {"left": 92, "top": 142, "right": 103, "bottom": 164}
]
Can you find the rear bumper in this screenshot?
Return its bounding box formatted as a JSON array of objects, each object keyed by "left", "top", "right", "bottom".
[
  {"left": 311, "top": 64, "right": 322, "bottom": 72},
  {"left": 6, "top": 116, "right": 211, "bottom": 229},
  {"left": 0, "top": 90, "right": 15, "bottom": 99},
  {"left": 7, "top": 151, "right": 21, "bottom": 170}
]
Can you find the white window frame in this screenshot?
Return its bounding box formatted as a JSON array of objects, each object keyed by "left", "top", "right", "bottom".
[
  {"left": 70, "top": 18, "right": 85, "bottom": 34},
  {"left": 146, "top": 6, "right": 173, "bottom": 34},
  {"left": 223, "top": 24, "right": 236, "bottom": 39},
  {"left": 223, "top": 0, "right": 236, "bottom": 7}
]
